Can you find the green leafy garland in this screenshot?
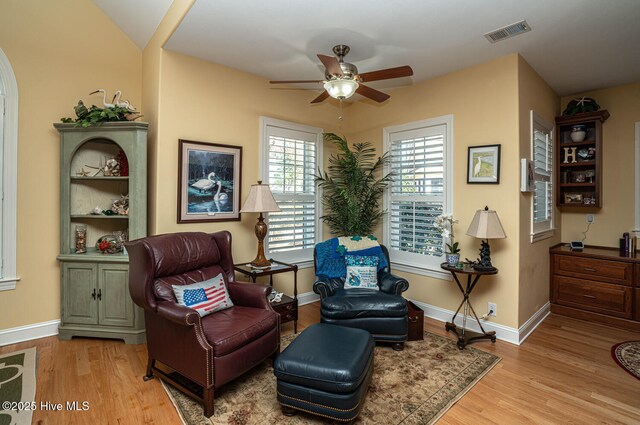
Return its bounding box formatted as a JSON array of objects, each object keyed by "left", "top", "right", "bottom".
[{"left": 61, "top": 102, "right": 141, "bottom": 128}]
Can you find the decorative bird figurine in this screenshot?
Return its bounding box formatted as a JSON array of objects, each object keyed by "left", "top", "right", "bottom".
[
  {"left": 73, "top": 100, "right": 88, "bottom": 119},
  {"left": 111, "top": 90, "right": 137, "bottom": 112},
  {"left": 191, "top": 172, "right": 217, "bottom": 193},
  {"left": 89, "top": 89, "right": 115, "bottom": 108}
]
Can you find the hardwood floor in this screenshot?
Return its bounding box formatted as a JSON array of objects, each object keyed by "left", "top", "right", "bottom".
[{"left": 2, "top": 304, "right": 639, "bottom": 424}]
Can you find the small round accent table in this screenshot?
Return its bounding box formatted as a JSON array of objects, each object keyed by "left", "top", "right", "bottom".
[{"left": 441, "top": 263, "right": 498, "bottom": 350}]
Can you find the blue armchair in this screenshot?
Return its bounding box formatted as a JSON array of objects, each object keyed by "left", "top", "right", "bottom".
[{"left": 313, "top": 244, "right": 409, "bottom": 350}]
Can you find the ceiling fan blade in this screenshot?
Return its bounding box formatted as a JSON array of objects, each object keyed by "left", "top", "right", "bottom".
[
  {"left": 310, "top": 91, "right": 330, "bottom": 104},
  {"left": 269, "top": 80, "right": 324, "bottom": 84},
  {"left": 317, "top": 54, "right": 343, "bottom": 77},
  {"left": 356, "top": 84, "right": 390, "bottom": 103},
  {"left": 358, "top": 65, "right": 414, "bottom": 82}
]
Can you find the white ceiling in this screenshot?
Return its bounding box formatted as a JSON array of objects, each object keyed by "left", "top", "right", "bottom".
[
  {"left": 95, "top": 0, "right": 640, "bottom": 97},
  {"left": 93, "top": 0, "right": 172, "bottom": 50}
]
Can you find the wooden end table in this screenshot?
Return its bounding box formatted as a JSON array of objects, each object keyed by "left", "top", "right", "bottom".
[
  {"left": 441, "top": 263, "right": 497, "bottom": 350},
  {"left": 234, "top": 259, "right": 299, "bottom": 333}
]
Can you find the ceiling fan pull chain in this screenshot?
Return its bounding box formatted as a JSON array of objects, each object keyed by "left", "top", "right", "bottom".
[{"left": 338, "top": 99, "right": 344, "bottom": 128}]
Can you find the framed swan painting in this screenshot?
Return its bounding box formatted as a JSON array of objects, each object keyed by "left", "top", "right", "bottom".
[{"left": 178, "top": 139, "right": 242, "bottom": 223}]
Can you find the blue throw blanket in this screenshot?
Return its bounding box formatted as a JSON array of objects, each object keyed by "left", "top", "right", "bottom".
[{"left": 315, "top": 236, "right": 388, "bottom": 279}]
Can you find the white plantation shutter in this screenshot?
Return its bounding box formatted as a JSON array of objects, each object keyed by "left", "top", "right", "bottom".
[
  {"left": 261, "top": 118, "right": 322, "bottom": 263},
  {"left": 531, "top": 111, "right": 554, "bottom": 240},
  {"left": 384, "top": 117, "right": 453, "bottom": 272}
]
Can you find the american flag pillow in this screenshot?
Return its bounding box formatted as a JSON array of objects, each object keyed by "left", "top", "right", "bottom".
[{"left": 172, "top": 274, "right": 234, "bottom": 317}]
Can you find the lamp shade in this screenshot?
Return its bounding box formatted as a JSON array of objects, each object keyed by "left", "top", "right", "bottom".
[
  {"left": 239, "top": 181, "right": 281, "bottom": 213},
  {"left": 466, "top": 207, "right": 506, "bottom": 239},
  {"left": 324, "top": 79, "right": 359, "bottom": 99}
]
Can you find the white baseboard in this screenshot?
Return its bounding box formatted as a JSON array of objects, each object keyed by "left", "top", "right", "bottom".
[
  {"left": 297, "top": 291, "right": 319, "bottom": 306},
  {"left": 409, "top": 299, "right": 549, "bottom": 346},
  {"left": 0, "top": 320, "right": 60, "bottom": 347},
  {"left": 518, "top": 302, "right": 550, "bottom": 344}
]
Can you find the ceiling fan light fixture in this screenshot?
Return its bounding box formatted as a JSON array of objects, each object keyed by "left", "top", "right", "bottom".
[{"left": 324, "top": 79, "right": 359, "bottom": 99}]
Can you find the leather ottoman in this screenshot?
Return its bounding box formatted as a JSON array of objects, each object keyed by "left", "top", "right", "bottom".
[{"left": 274, "top": 323, "right": 374, "bottom": 423}]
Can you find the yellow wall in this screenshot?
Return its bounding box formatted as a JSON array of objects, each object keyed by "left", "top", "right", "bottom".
[
  {"left": 152, "top": 50, "right": 345, "bottom": 296},
  {"left": 142, "top": 0, "right": 195, "bottom": 236},
  {"left": 347, "top": 54, "right": 522, "bottom": 328},
  {"left": 560, "top": 82, "right": 640, "bottom": 246},
  {"left": 0, "top": 0, "right": 142, "bottom": 329},
  {"left": 516, "top": 56, "right": 560, "bottom": 325},
  {"left": 4, "top": 1, "right": 636, "bottom": 334}
]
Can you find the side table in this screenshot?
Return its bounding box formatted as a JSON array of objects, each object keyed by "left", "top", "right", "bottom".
[
  {"left": 234, "top": 259, "right": 299, "bottom": 333},
  {"left": 441, "top": 263, "right": 497, "bottom": 350}
]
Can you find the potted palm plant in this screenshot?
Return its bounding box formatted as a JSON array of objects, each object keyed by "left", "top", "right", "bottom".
[{"left": 314, "top": 133, "right": 392, "bottom": 236}]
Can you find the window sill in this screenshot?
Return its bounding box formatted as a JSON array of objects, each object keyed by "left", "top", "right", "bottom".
[
  {"left": 0, "top": 276, "right": 20, "bottom": 291},
  {"left": 390, "top": 262, "right": 451, "bottom": 281},
  {"left": 530, "top": 229, "right": 555, "bottom": 243}
]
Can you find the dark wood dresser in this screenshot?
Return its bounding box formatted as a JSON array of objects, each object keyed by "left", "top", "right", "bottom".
[{"left": 550, "top": 244, "right": 640, "bottom": 331}]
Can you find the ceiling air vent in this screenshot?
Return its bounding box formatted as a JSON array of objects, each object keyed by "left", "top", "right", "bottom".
[{"left": 484, "top": 20, "right": 531, "bottom": 43}]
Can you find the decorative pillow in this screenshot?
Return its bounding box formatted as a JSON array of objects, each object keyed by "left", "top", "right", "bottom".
[
  {"left": 344, "top": 255, "right": 379, "bottom": 290},
  {"left": 172, "top": 273, "right": 234, "bottom": 317}
]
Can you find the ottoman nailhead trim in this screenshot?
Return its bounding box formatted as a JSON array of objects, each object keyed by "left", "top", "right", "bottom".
[
  {"left": 277, "top": 390, "right": 361, "bottom": 412},
  {"left": 279, "top": 401, "right": 358, "bottom": 422}
]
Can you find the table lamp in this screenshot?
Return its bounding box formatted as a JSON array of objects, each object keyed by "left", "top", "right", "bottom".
[
  {"left": 240, "top": 181, "right": 281, "bottom": 268},
  {"left": 466, "top": 206, "right": 506, "bottom": 271}
]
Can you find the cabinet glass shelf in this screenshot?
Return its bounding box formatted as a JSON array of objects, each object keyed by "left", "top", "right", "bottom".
[
  {"left": 71, "top": 176, "right": 129, "bottom": 181},
  {"left": 70, "top": 214, "right": 129, "bottom": 219}
]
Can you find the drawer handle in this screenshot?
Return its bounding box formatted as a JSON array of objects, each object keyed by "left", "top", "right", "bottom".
[
  {"left": 91, "top": 289, "right": 96, "bottom": 300},
  {"left": 582, "top": 268, "right": 597, "bottom": 272},
  {"left": 583, "top": 294, "right": 596, "bottom": 299}
]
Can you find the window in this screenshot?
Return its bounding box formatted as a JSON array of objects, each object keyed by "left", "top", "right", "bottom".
[
  {"left": 530, "top": 110, "right": 554, "bottom": 242},
  {"left": 260, "top": 117, "right": 323, "bottom": 265},
  {"left": 383, "top": 115, "right": 453, "bottom": 276},
  {"left": 0, "top": 48, "right": 19, "bottom": 290}
]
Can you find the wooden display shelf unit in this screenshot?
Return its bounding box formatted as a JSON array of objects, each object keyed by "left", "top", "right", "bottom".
[
  {"left": 555, "top": 110, "right": 609, "bottom": 209},
  {"left": 549, "top": 244, "right": 640, "bottom": 332},
  {"left": 55, "top": 122, "right": 148, "bottom": 344}
]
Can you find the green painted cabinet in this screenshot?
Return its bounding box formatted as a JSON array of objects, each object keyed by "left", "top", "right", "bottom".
[{"left": 55, "top": 122, "right": 147, "bottom": 344}]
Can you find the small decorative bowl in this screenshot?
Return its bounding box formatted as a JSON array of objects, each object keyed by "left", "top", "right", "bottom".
[{"left": 570, "top": 125, "right": 588, "bottom": 142}]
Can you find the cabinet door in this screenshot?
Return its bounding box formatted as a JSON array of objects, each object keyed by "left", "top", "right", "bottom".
[
  {"left": 98, "top": 264, "right": 133, "bottom": 327},
  {"left": 62, "top": 262, "right": 98, "bottom": 325},
  {"left": 635, "top": 289, "right": 640, "bottom": 322}
]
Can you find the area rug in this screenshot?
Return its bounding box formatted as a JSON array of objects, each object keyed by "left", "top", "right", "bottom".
[
  {"left": 611, "top": 341, "right": 640, "bottom": 380},
  {"left": 162, "top": 331, "right": 500, "bottom": 424},
  {"left": 0, "top": 347, "right": 37, "bottom": 425}
]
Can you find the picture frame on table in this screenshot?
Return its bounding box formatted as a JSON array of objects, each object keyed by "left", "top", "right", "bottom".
[
  {"left": 468, "top": 144, "right": 501, "bottom": 184},
  {"left": 177, "top": 139, "right": 242, "bottom": 223}
]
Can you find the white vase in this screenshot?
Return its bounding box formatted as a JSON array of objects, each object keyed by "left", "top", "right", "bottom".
[{"left": 446, "top": 253, "right": 460, "bottom": 266}]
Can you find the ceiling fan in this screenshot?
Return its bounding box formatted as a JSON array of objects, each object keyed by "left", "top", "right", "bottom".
[{"left": 269, "top": 44, "right": 414, "bottom": 104}]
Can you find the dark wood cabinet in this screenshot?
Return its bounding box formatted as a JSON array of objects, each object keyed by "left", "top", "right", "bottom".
[
  {"left": 555, "top": 110, "right": 609, "bottom": 208},
  {"left": 550, "top": 245, "right": 640, "bottom": 331}
]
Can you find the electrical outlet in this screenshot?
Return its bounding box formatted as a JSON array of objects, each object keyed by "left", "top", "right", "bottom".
[
  {"left": 487, "top": 302, "right": 497, "bottom": 317},
  {"left": 586, "top": 214, "right": 595, "bottom": 224}
]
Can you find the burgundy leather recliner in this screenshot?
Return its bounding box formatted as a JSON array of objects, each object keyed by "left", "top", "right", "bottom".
[{"left": 126, "top": 231, "right": 280, "bottom": 417}]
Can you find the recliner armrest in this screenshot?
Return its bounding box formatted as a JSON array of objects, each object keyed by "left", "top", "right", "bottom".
[
  {"left": 227, "top": 281, "right": 272, "bottom": 309},
  {"left": 378, "top": 271, "right": 409, "bottom": 295},
  {"left": 313, "top": 275, "right": 338, "bottom": 299},
  {"left": 156, "top": 300, "right": 201, "bottom": 326}
]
